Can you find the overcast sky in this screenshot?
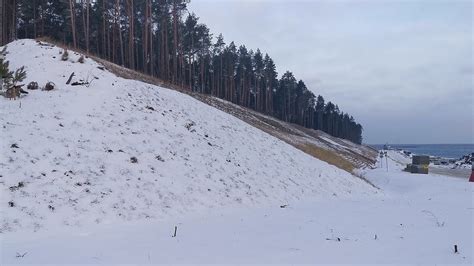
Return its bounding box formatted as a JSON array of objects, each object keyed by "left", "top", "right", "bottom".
[{"left": 188, "top": 0, "right": 473, "bottom": 144}]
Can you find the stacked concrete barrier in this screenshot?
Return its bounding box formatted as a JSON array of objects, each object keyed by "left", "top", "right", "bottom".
[
  {"left": 405, "top": 155, "right": 429, "bottom": 174},
  {"left": 412, "top": 155, "right": 430, "bottom": 165}
]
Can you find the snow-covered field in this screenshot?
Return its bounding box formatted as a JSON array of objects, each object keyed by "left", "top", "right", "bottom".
[
  {"left": 1, "top": 40, "right": 472, "bottom": 265},
  {"left": 1, "top": 151, "right": 472, "bottom": 264}
]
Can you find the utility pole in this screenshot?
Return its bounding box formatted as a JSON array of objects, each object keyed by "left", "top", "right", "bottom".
[{"left": 379, "top": 151, "right": 384, "bottom": 168}]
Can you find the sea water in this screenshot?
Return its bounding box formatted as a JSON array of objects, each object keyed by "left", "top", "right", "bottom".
[{"left": 371, "top": 144, "right": 474, "bottom": 159}]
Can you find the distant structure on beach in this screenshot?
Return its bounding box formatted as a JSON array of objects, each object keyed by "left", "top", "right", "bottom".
[{"left": 405, "top": 155, "right": 430, "bottom": 174}]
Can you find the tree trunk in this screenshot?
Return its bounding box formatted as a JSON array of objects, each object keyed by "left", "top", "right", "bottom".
[
  {"left": 81, "top": 1, "right": 86, "bottom": 49},
  {"left": 69, "top": 0, "right": 77, "bottom": 48},
  {"left": 172, "top": 0, "right": 179, "bottom": 84},
  {"left": 142, "top": 0, "right": 148, "bottom": 74},
  {"left": 143, "top": 0, "right": 152, "bottom": 75},
  {"left": 86, "top": 0, "right": 90, "bottom": 53},
  {"left": 33, "top": 0, "right": 37, "bottom": 38},
  {"left": 149, "top": 1, "right": 153, "bottom": 76},
  {"left": 0, "top": 0, "right": 4, "bottom": 46},
  {"left": 40, "top": 0, "right": 45, "bottom": 37},
  {"left": 11, "top": 0, "right": 15, "bottom": 40},
  {"left": 126, "top": 0, "right": 134, "bottom": 69},
  {"left": 116, "top": 0, "right": 124, "bottom": 66},
  {"left": 1, "top": 0, "right": 17, "bottom": 45},
  {"left": 102, "top": 0, "right": 106, "bottom": 57}
]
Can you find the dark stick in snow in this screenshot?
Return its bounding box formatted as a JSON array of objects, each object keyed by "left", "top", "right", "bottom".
[
  {"left": 71, "top": 81, "right": 90, "bottom": 86},
  {"left": 66, "top": 72, "right": 75, "bottom": 85},
  {"left": 172, "top": 226, "right": 177, "bottom": 237},
  {"left": 15, "top": 252, "right": 27, "bottom": 258}
]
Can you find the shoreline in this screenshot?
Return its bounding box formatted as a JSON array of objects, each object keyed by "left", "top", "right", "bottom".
[{"left": 370, "top": 144, "right": 473, "bottom": 160}]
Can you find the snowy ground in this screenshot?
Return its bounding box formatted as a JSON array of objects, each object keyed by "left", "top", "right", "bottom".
[{"left": 1, "top": 151, "right": 472, "bottom": 265}]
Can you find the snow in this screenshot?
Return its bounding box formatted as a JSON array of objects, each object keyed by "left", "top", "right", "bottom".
[
  {"left": 385, "top": 149, "right": 412, "bottom": 165},
  {"left": 1, "top": 40, "right": 471, "bottom": 265},
  {"left": 1, "top": 151, "right": 472, "bottom": 264},
  {"left": 0, "top": 39, "right": 376, "bottom": 234}
]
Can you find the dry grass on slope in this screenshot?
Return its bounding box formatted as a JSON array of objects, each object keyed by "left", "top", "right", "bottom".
[{"left": 296, "top": 144, "right": 355, "bottom": 173}]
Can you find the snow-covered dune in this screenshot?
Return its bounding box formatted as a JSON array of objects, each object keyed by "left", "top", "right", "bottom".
[{"left": 0, "top": 40, "right": 377, "bottom": 233}]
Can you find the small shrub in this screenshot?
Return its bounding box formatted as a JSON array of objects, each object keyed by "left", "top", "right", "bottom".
[
  {"left": 8, "top": 201, "right": 14, "bottom": 207},
  {"left": 61, "top": 49, "right": 69, "bottom": 61},
  {"left": 43, "top": 81, "right": 56, "bottom": 91},
  {"left": 77, "top": 55, "right": 85, "bottom": 64},
  {"left": 130, "top": 157, "right": 138, "bottom": 163},
  {"left": 185, "top": 121, "right": 195, "bottom": 131},
  {"left": 27, "top": 81, "right": 39, "bottom": 90}
]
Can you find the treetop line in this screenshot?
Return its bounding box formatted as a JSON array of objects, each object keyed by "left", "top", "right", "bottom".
[{"left": 2, "top": 0, "right": 363, "bottom": 144}]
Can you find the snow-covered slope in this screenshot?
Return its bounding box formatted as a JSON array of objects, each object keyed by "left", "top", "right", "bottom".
[{"left": 0, "top": 40, "right": 377, "bottom": 233}]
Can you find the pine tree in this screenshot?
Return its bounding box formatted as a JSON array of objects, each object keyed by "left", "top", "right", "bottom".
[
  {"left": 0, "top": 49, "right": 26, "bottom": 92},
  {"left": 12, "top": 66, "right": 26, "bottom": 86},
  {"left": 263, "top": 54, "right": 277, "bottom": 114},
  {"left": 211, "top": 33, "right": 225, "bottom": 97},
  {"left": 252, "top": 49, "right": 264, "bottom": 111},
  {"left": 1, "top": 46, "right": 11, "bottom": 89}
]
